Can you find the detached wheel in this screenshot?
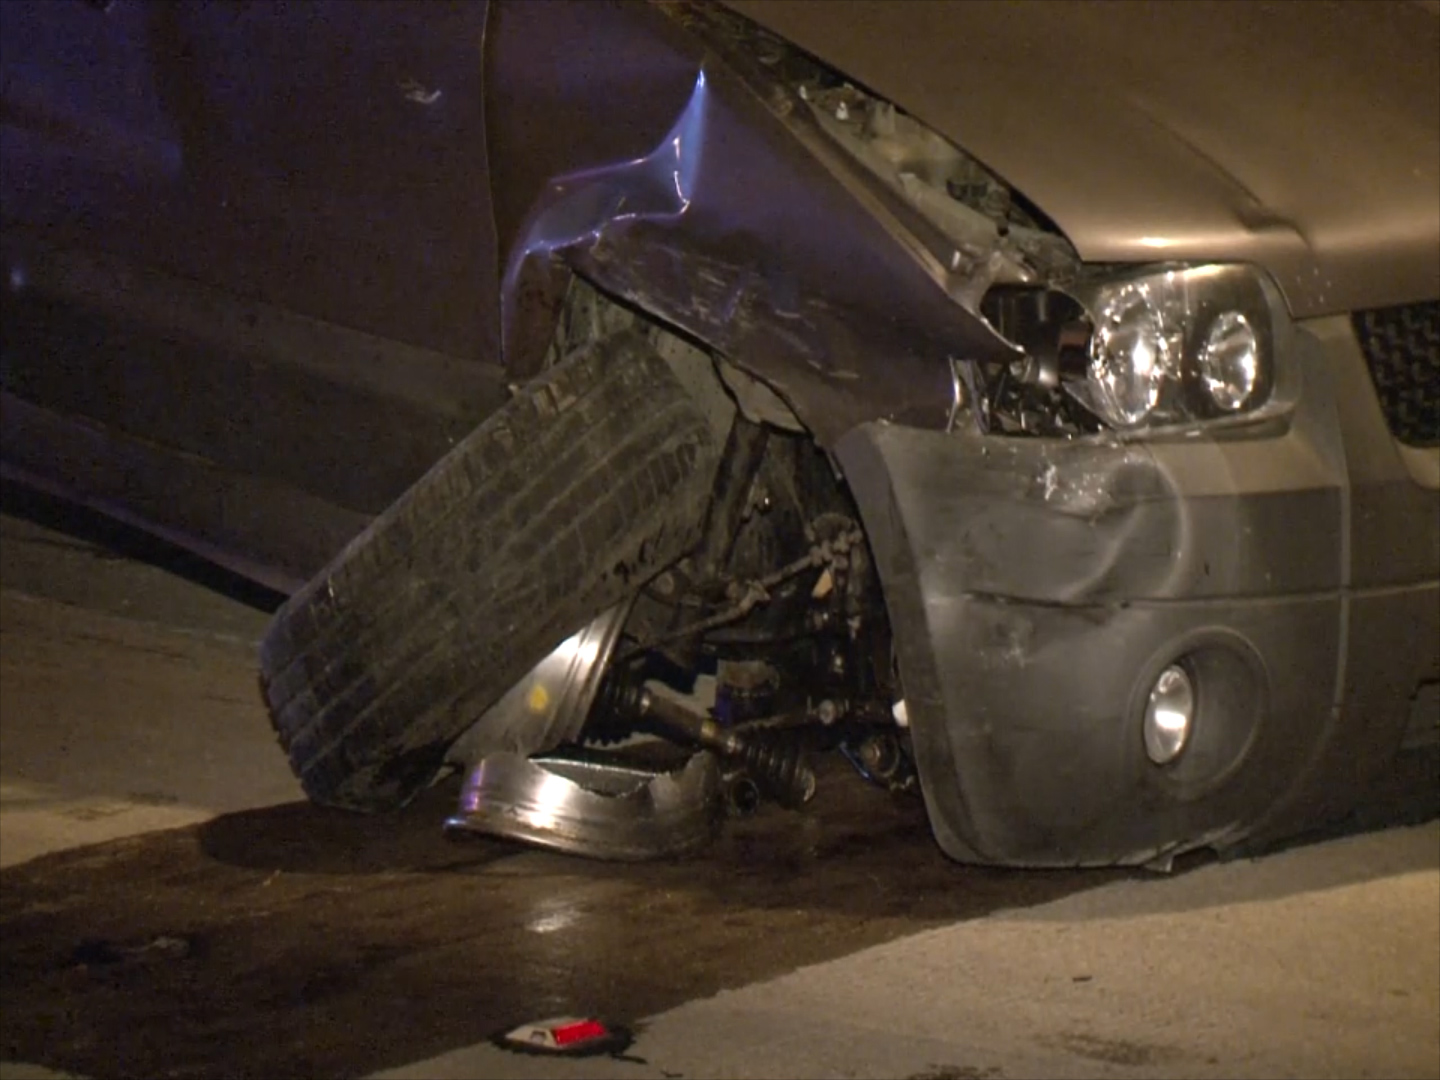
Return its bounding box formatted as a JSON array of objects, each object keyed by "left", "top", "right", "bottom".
[{"left": 259, "top": 331, "right": 724, "bottom": 811}]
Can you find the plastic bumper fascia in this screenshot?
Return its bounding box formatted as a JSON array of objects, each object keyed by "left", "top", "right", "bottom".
[{"left": 834, "top": 326, "right": 1360, "bottom": 867}]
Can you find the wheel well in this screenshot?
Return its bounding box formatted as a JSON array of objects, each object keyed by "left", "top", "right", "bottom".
[
  {"left": 537, "top": 279, "right": 898, "bottom": 713},
  {"left": 544, "top": 275, "right": 809, "bottom": 441}
]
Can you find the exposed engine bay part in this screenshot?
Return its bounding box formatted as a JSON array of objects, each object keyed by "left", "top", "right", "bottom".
[
  {"left": 721, "top": 768, "right": 763, "bottom": 817},
  {"left": 839, "top": 728, "right": 918, "bottom": 795},
  {"left": 672, "top": 0, "right": 1081, "bottom": 298},
  {"left": 618, "top": 522, "right": 867, "bottom": 664},
  {"left": 779, "top": 54, "right": 1079, "bottom": 304},
  {"left": 714, "top": 658, "right": 781, "bottom": 724},
  {"left": 598, "top": 675, "right": 817, "bottom": 809},
  {"left": 486, "top": 0, "right": 1052, "bottom": 445},
  {"left": 445, "top": 745, "right": 721, "bottom": 861},
  {"left": 961, "top": 287, "right": 1100, "bottom": 438}
]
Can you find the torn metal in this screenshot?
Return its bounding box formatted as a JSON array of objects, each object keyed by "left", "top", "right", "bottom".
[
  {"left": 445, "top": 747, "right": 721, "bottom": 861},
  {"left": 488, "top": 0, "right": 1078, "bottom": 445}
]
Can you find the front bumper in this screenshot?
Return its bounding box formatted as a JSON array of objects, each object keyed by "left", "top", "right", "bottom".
[{"left": 836, "top": 317, "right": 1439, "bottom": 867}]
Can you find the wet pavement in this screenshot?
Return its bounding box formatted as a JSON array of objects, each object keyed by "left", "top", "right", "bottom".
[
  {"left": 1, "top": 482, "right": 1437, "bottom": 1080},
  {"left": 0, "top": 760, "right": 1129, "bottom": 1080}
]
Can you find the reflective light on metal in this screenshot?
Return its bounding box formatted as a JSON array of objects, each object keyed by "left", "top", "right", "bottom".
[
  {"left": 1091, "top": 284, "right": 1168, "bottom": 426},
  {"left": 1144, "top": 664, "right": 1195, "bottom": 765},
  {"left": 1200, "top": 311, "right": 1260, "bottom": 410},
  {"left": 447, "top": 603, "right": 631, "bottom": 768},
  {"left": 446, "top": 748, "right": 721, "bottom": 861},
  {"left": 891, "top": 698, "right": 910, "bottom": 728}
]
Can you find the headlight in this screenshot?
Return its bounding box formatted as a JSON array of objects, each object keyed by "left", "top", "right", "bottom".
[
  {"left": 1064, "top": 264, "right": 1291, "bottom": 431},
  {"left": 1199, "top": 311, "right": 1260, "bottom": 411},
  {"left": 1089, "top": 282, "right": 1170, "bottom": 425}
]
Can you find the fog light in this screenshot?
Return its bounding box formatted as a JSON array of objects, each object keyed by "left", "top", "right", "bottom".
[{"left": 1144, "top": 664, "right": 1195, "bottom": 764}]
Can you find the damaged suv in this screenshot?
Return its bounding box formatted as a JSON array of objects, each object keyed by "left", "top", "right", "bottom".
[{"left": 3, "top": 0, "right": 1437, "bottom": 866}]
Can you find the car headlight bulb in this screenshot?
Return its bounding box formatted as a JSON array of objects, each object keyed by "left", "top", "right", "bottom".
[
  {"left": 1199, "top": 311, "right": 1260, "bottom": 411},
  {"left": 1090, "top": 285, "right": 1168, "bottom": 427}
]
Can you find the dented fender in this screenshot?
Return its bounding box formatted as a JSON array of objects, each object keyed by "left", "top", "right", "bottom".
[{"left": 484, "top": 0, "right": 1019, "bottom": 445}]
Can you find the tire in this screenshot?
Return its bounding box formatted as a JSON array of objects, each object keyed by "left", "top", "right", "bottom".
[{"left": 259, "top": 331, "right": 724, "bottom": 811}]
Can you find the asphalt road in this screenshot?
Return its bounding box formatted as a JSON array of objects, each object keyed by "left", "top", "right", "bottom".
[{"left": 1, "top": 484, "right": 1437, "bottom": 1080}]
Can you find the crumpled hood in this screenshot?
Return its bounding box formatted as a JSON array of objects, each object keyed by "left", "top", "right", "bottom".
[{"left": 724, "top": 0, "right": 1440, "bottom": 317}]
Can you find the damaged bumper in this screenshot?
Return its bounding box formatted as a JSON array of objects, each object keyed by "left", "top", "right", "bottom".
[{"left": 837, "top": 318, "right": 1440, "bottom": 867}]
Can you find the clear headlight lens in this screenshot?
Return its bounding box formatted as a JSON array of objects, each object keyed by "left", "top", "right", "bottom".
[
  {"left": 1064, "top": 264, "right": 1290, "bottom": 431},
  {"left": 1091, "top": 283, "right": 1171, "bottom": 425},
  {"left": 1199, "top": 311, "right": 1260, "bottom": 411}
]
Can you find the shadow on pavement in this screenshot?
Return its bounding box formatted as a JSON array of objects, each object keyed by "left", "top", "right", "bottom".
[
  {"left": 2, "top": 752, "right": 1434, "bottom": 1080},
  {"left": 0, "top": 762, "right": 1118, "bottom": 1080}
]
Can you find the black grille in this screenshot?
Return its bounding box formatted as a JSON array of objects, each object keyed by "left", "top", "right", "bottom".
[{"left": 1352, "top": 301, "right": 1440, "bottom": 446}]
